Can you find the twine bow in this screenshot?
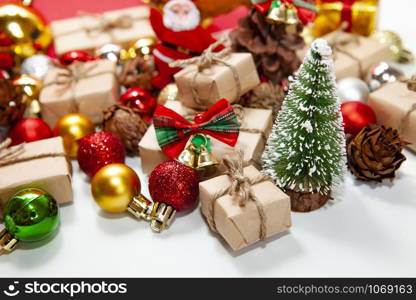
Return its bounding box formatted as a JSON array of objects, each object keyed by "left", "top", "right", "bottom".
[
  {"left": 0, "top": 139, "right": 66, "bottom": 168},
  {"left": 43, "top": 61, "right": 115, "bottom": 114},
  {"left": 398, "top": 75, "right": 416, "bottom": 134},
  {"left": 328, "top": 22, "right": 363, "bottom": 78},
  {"left": 169, "top": 39, "right": 241, "bottom": 109},
  {"left": 206, "top": 151, "right": 270, "bottom": 241},
  {"left": 80, "top": 12, "right": 135, "bottom": 41}
]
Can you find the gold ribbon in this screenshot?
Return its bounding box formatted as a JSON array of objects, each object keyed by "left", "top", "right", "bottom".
[
  {"left": 169, "top": 39, "right": 241, "bottom": 109},
  {"left": 0, "top": 138, "right": 66, "bottom": 168},
  {"left": 206, "top": 150, "right": 270, "bottom": 241},
  {"left": 43, "top": 62, "right": 114, "bottom": 113},
  {"left": 328, "top": 22, "right": 364, "bottom": 78},
  {"left": 398, "top": 75, "right": 416, "bottom": 134}
]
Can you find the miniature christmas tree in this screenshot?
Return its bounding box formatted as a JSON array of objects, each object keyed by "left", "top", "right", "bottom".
[{"left": 262, "top": 38, "right": 346, "bottom": 212}]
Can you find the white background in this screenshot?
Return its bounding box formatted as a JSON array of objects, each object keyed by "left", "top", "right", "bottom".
[{"left": 2, "top": 0, "right": 416, "bottom": 277}]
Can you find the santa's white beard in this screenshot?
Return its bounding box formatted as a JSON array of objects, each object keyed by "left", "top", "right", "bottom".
[{"left": 163, "top": 0, "right": 201, "bottom": 32}]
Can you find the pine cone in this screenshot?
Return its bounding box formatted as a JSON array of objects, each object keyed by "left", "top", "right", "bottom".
[
  {"left": 119, "top": 56, "right": 157, "bottom": 90},
  {"left": 0, "top": 78, "right": 25, "bottom": 126},
  {"left": 239, "top": 82, "right": 285, "bottom": 118},
  {"left": 230, "top": 8, "right": 304, "bottom": 84},
  {"left": 347, "top": 125, "right": 407, "bottom": 182},
  {"left": 285, "top": 189, "right": 332, "bottom": 212},
  {"left": 101, "top": 105, "right": 148, "bottom": 155}
]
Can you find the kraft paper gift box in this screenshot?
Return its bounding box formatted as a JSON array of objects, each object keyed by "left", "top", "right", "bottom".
[
  {"left": 368, "top": 82, "right": 416, "bottom": 152},
  {"left": 199, "top": 165, "right": 292, "bottom": 251},
  {"left": 0, "top": 137, "right": 73, "bottom": 210},
  {"left": 138, "top": 101, "right": 273, "bottom": 174},
  {"left": 324, "top": 31, "right": 391, "bottom": 80},
  {"left": 40, "top": 60, "right": 119, "bottom": 127},
  {"left": 174, "top": 52, "right": 260, "bottom": 109},
  {"left": 297, "top": 31, "right": 390, "bottom": 80},
  {"left": 51, "top": 6, "right": 155, "bottom": 56}
]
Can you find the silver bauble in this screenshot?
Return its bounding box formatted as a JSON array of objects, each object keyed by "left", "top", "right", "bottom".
[
  {"left": 337, "top": 77, "right": 370, "bottom": 103},
  {"left": 20, "top": 54, "right": 54, "bottom": 80},
  {"left": 366, "top": 61, "right": 404, "bottom": 91},
  {"left": 95, "top": 44, "right": 122, "bottom": 63}
]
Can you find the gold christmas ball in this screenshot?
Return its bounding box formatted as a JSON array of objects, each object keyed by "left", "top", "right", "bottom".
[
  {"left": 0, "top": 3, "right": 52, "bottom": 59},
  {"left": 157, "top": 83, "right": 179, "bottom": 104},
  {"left": 371, "top": 30, "right": 403, "bottom": 62},
  {"left": 53, "top": 113, "right": 95, "bottom": 158},
  {"left": 12, "top": 74, "right": 42, "bottom": 103},
  {"left": 91, "top": 164, "right": 141, "bottom": 213},
  {"left": 121, "top": 37, "right": 157, "bottom": 61}
]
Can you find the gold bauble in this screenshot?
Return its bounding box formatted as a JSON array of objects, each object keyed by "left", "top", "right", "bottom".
[
  {"left": 157, "top": 83, "right": 179, "bottom": 104},
  {"left": 121, "top": 37, "right": 157, "bottom": 61},
  {"left": 0, "top": 3, "right": 52, "bottom": 59},
  {"left": 54, "top": 113, "right": 95, "bottom": 158},
  {"left": 12, "top": 74, "right": 42, "bottom": 103},
  {"left": 91, "top": 164, "right": 141, "bottom": 213},
  {"left": 370, "top": 30, "right": 403, "bottom": 62}
]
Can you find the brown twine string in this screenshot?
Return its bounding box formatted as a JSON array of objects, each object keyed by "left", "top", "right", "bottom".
[
  {"left": 205, "top": 150, "right": 270, "bottom": 241},
  {"left": 54, "top": 11, "right": 145, "bottom": 43},
  {"left": 328, "top": 22, "right": 364, "bottom": 78},
  {"left": 0, "top": 138, "right": 66, "bottom": 168},
  {"left": 43, "top": 62, "right": 115, "bottom": 113},
  {"left": 232, "top": 104, "right": 267, "bottom": 143},
  {"left": 169, "top": 38, "right": 241, "bottom": 109},
  {"left": 398, "top": 75, "right": 416, "bottom": 134}
]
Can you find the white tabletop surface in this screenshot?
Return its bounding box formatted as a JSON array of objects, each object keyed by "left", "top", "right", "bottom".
[{"left": 2, "top": 0, "right": 416, "bottom": 277}]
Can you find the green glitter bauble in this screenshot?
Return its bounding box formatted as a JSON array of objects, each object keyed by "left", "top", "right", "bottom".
[{"left": 3, "top": 188, "right": 59, "bottom": 242}]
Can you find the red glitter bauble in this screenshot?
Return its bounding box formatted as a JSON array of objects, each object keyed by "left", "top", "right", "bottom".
[
  {"left": 59, "top": 50, "right": 94, "bottom": 65},
  {"left": 120, "top": 87, "right": 157, "bottom": 123},
  {"left": 341, "top": 102, "right": 377, "bottom": 135},
  {"left": 77, "top": 132, "right": 126, "bottom": 177},
  {"left": 8, "top": 117, "right": 53, "bottom": 146},
  {"left": 149, "top": 160, "right": 200, "bottom": 211}
]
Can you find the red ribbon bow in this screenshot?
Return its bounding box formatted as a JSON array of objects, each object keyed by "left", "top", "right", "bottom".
[
  {"left": 255, "top": 0, "right": 318, "bottom": 24},
  {"left": 153, "top": 99, "right": 240, "bottom": 159},
  {"left": 320, "top": 0, "right": 356, "bottom": 32}
]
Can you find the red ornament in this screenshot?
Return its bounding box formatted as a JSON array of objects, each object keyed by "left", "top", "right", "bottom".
[
  {"left": 120, "top": 87, "right": 157, "bottom": 123},
  {"left": 77, "top": 132, "right": 126, "bottom": 177},
  {"left": 341, "top": 101, "right": 377, "bottom": 135},
  {"left": 8, "top": 117, "right": 53, "bottom": 146},
  {"left": 0, "top": 52, "right": 14, "bottom": 69},
  {"left": 149, "top": 160, "right": 199, "bottom": 211},
  {"left": 59, "top": 50, "right": 94, "bottom": 65}
]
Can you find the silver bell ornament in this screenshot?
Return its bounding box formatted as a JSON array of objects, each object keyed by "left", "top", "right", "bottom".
[
  {"left": 337, "top": 77, "right": 370, "bottom": 103},
  {"left": 366, "top": 61, "right": 404, "bottom": 91},
  {"left": 20, "top": 54, "right": 54, "bottom": 80}
]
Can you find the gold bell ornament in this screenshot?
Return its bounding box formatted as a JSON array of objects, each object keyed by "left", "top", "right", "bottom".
[
  {"left": 91, "top": 163, "right": 176, "bottom": 232},
  {"left": 266, "top": 1, "right": 288, "bottom": 24},
  {"left": 0, "top": 1, "right": 52, "bottom": 64},
  {"left": 177, "top": 141, "right": 198, "bottom": 169},
  {"left": 196, "top": 144, "right": 219, "bottom": 177},
  {"left": 177, "top": 134, "right": 220, "bottom": 177}
]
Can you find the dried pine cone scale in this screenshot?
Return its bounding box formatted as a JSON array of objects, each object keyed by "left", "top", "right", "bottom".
[
  {"left": 347, "top": 125, "right": 407, "bottom": 182},
  {"left": 101, "top": 105, "right": 148, "bottom": 155}
]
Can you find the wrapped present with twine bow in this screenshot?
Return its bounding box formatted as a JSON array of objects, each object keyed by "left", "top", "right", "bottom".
[
  {"left": 0, "top": 137, "right": 73, "bottom": 213},
  {"left": 199, "top": 151, "right": 291, "bottom": 251},
  {"left": 138, "top": 100, "right": 273, "bottom": 174},
  {"left": 369, "top": 77, "right": 416, "bottom": 153},
  {"left": 51, "top": 6, "right": 155, "bottom": 56},
  {"left": 171, "top": 39, "right": 260, "bottom": 110},
  {"left": 298, "top": 26, "right": 390, "bottom": 80},
  {"left": 39, "top": 60, "right": 119, "bottom": 127}
]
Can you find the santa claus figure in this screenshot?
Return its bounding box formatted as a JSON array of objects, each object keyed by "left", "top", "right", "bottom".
[{"left": 150, "top": 0, "right": 224, "bottom": 89}]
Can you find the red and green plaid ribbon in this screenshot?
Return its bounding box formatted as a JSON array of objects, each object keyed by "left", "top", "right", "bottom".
[
  {"left": 255, "top": 0, "right": 317, "bottom": 24},
  {"left": 153, "top": 99, "right": 240, "bottom": 159}
]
